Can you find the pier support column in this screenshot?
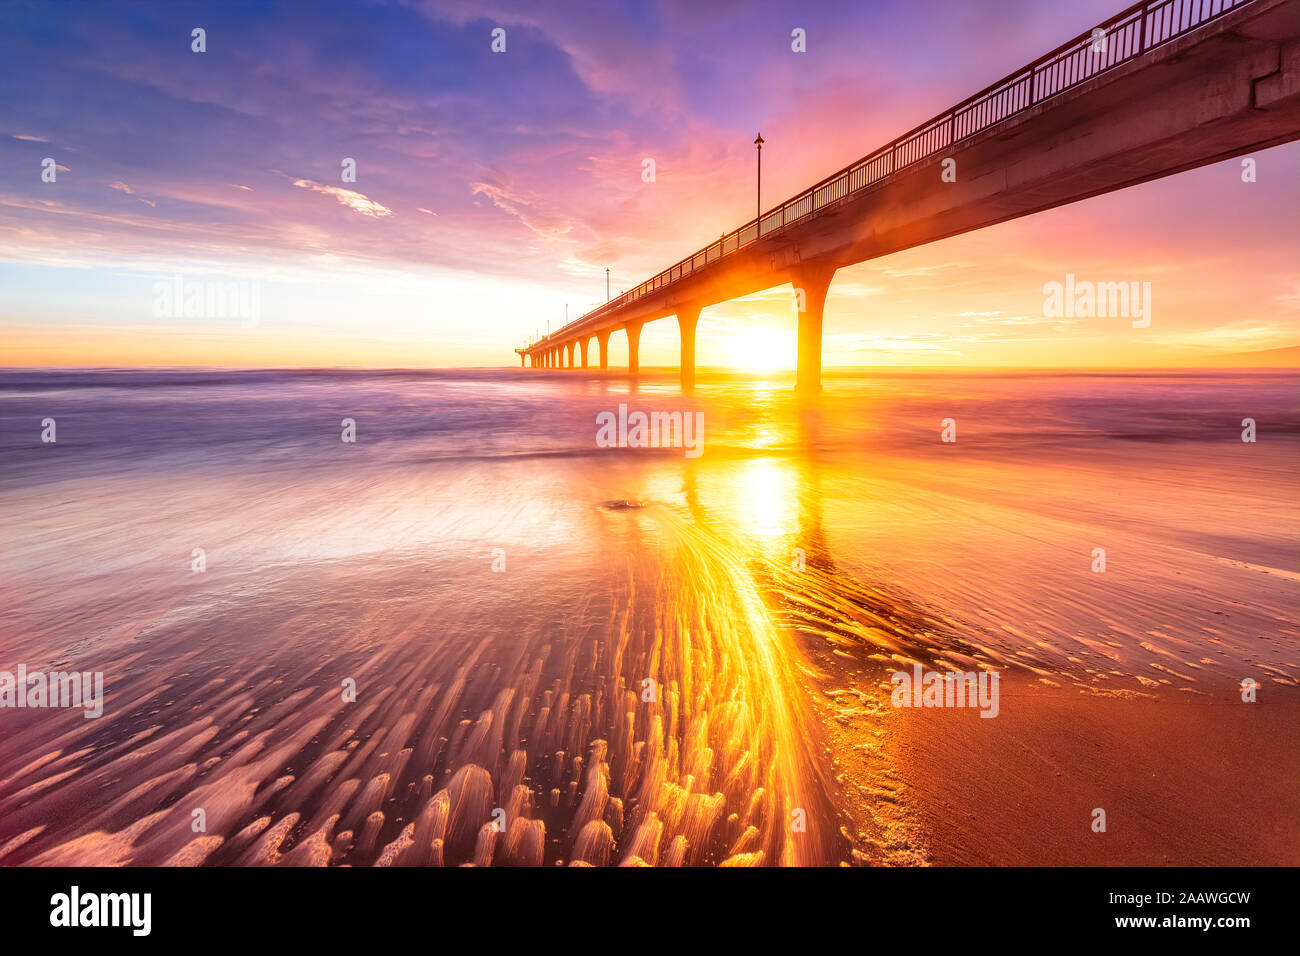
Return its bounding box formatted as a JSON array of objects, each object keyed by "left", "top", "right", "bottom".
[
  {"left": 625, "top": 321, "right": 644, "bottom": 375},
  {"left": 597, "top": 331, "right": 611, "bottom": 369},
  {"left": 580, "top": 337, "right": 590, "bottom": 368},
  {"left": 566, "top": 341, "right": 575, "bottom": 368},
  {"left": 677, "top": 304, "right": 702, "bottom": 394},
  {"left": 519, "top": 354, "right": 525, "bottom": 368},
  {"left": 793, "top": 264, "right": 837, "bottom": 393}
]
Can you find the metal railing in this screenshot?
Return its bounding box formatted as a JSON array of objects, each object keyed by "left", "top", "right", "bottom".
[{"left": 526, "top": 0, "right": 1253, "bottom": 350}]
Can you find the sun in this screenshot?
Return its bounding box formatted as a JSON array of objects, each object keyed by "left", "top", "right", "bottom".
[{"left": 723, "top": 325, "right": 795, "bottom": 371}]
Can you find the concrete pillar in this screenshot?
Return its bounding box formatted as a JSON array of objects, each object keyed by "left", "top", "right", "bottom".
[
  {"left": 519, "top": 354, "right": 525, "bottom": 368},
  {"left": 597, "top": 331, "right": 611, "bottom": 369},
  {"left": 580, "top": 337, "right": 590, "bottom": 368},
  {"left": 626, "top": 322, "right": 644, "bottom": 375},
  {"left": 792, "top": 264, "right": 836, "bottom": 393},
  {"left": 677, "top": 304, "right": 702, "bottom": 394},
  {"left": 567, "top": 342, "right": 576, "bottom": 368}
]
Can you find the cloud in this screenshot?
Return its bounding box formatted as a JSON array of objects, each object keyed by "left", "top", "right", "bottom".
[
  {"left": 1149, "top": 324, "right": 1296, "bottom": 349},
  {"left": 470, "top": 179, "right": 574, "bottom": 241},
  {"left": 290, "top": 179, "right": 394, "bottom": 218},
  {"left": 835, "top": 332, "right": 965, "bottom": 355},
  {"left": 109, "top": 180, "right": 157, "bottom": 207},
  {"left": 881, "top": 261, "right": 972, "bottom": 278},
  {"left": 1275, "top": 284, "right": 1300, "bottom": 311}
]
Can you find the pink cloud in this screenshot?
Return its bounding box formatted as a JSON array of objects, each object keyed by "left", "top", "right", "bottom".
[{"left": 290, "top": 179, "right": 394, "bottom": 218}]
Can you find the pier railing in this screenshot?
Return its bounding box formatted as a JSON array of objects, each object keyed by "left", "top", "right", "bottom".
[{"left": 526, "top": 0, "right": 1253, "bottom": 349}]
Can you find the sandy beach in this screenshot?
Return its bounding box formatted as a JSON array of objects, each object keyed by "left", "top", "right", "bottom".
[{"left": 1, "top": 367, "right": 1296, "bottom": 866}]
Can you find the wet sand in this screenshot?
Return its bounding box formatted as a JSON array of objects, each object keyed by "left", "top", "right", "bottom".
[
  {"left": 896, "top": 686, "right": 1299, "bottom": 866},
  {"left": 803, "top": 661, "right": 1299, "bottom": 866},
  {"left": 0, "top": 368, "right": 1296, "bottom": 866}
]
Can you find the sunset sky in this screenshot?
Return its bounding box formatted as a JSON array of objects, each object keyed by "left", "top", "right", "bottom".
[{"left": 1, "top": 0, "right": 1297, "bottom": 369}]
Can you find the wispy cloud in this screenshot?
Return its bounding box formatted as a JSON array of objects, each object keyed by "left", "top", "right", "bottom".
[
  {"left": 470, "top": 179, "right": 574, "bottom": 241},
  {"left": 291, "top": 179, "right": 394, "bottom": 218},
  {"left": 108, "top": 180, "right": 156, "bottom": 207}
]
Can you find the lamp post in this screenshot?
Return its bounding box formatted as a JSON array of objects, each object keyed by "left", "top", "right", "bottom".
[
  {"left": 754, "top": 133, "right": 764, "bottom": 221},
  {"left": 606, "top": 268, "right": 610, "bottom": 302}
]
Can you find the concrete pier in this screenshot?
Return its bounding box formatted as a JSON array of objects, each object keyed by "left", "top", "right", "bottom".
[{"left": 517, "top": 0, "right": 1300, "bottom": 390}]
